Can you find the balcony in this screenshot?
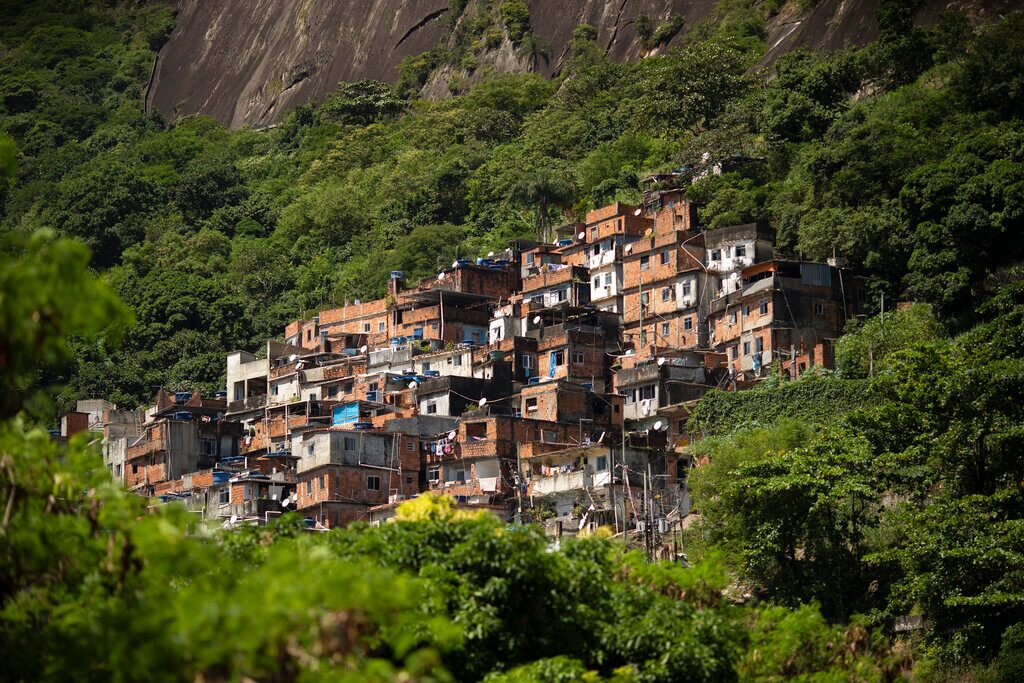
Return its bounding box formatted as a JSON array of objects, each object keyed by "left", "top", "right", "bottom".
[
  {"left": 530, "top": 470, "right": 592, "bottom": 496},
  {"left": 228, "top": 394, "right": 268, "bottom": 413}
]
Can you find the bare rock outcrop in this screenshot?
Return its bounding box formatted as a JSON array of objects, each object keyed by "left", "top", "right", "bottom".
[{"left": 147, "top": 0, "right": 1024, "bottom": 129}]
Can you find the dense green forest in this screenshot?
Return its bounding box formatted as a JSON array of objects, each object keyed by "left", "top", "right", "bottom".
[
  {"left": 0, "top": 0, "right": 1021, "bottom": 410},
  {"left": 2, "top": 0, "right": 1024, "bottom": 680}
]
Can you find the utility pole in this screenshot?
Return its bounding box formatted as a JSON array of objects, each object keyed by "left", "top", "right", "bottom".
[
  {"left": 610, "top": 439, "right": 618, "bottom": 534},
  {"left": 515, "top": 442, "right": 523, "bottom": 523},
  {"left": 647, "top": 462, "right": 655, "bottom": 562},
  {"left": 642, "top": 463, "right": 650, "bottom": 561}
]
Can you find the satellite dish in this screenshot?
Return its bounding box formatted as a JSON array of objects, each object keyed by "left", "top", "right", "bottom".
[
  {"left": 288, "top": 354, "right": 298, "bottom": 362},
  {"left": 487, "top": 251, "right": 494, "bottom": 257},
  {"left": 451, "top": 260, "right": 459, "bottom": 268},
  {"left": 359, "top": 345, "right": 368, "bottom": 353},
  {"left": 644, "top": 228, "right": 654, "bottom": 238},
  {"left": 478, "top": 397, "right": 488, "bottom": 407},
  {"left": 634, "top": 208, "right": 642, "bottom": 216},
  {"left": 437, "top": 273, "right": 444, "bottom": 280},
  {"left": 625, "top": 244, "right": 633, "bottom": 253},
  {"left": 447, "top": 430, "right": 457, "bottom": 440},
  {"left": 282, "top": 498, "right": 289, "bottom": 507},
  {"left": 229, "top": 515, "right": 238, "bottom": 524},
  {"left": 533, "top": 315, "right": 542, "bottom": 324},
  {"left": 657, "top": 357, "right": 666, "bottom": 366},
  {"left": 408, "top": 381, "right": 418, "bottom": 389},
  {"left": 653, "top": 420, "right": 664, "bottom": 431},
  {"left": 577, "top": 231, "right": 585, "bottom": 240}
]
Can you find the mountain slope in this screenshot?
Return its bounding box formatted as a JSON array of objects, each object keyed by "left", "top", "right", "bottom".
[{"left": 148, "top": 0, "right": 1024, "bottom": 128}]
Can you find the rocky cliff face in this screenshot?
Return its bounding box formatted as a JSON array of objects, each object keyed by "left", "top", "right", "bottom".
[{"left": 147, "top": 0, "right": 1024, "bottom": 129}]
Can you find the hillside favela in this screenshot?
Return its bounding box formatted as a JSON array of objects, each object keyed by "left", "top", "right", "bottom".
[{"left": 3, "top": 1, "right": 1024, "bottom": 680}]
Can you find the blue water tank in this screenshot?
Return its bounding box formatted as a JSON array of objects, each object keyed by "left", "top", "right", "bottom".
[
  {"left": 213, "top": 390, "right": 227, "bottom": 399},
  {"left": 352, "top": 422, "right": 372, "bottom": 431},
  {"left": 212, "top": 471, "right": 230, "bottom": 485},
  {"left": 557, "top": 239, "right": 572, "bottom": 247},
  {"left": 390, "top": 270, "right": 405, "bottom": 279},
  {"left": 174, "top": 391, "right": 192, "bottom": 403}
]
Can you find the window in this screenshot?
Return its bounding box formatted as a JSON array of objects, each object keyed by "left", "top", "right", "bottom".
[
  {"left": 556, "top": 288, "right": 567, "bottom": 302},
  {"left": 406, "top": 439, "right": 415, "bottom": 451},
  {"left": 344, "top": 437, "right": 356, "bottom": 450},
  {"left": 743, "top": 341, "right": 751, "bottom": 355},
  {"left": 815, "top": 302, "right": 825, "bottom": 316},
  {"left": 684, "top": 316, "right": 693, "bottom": 331},
  {"left": 596, "top": 455, "right": 608, "bottom": 471},
  {"left": 200, "top": 436, "right": 216, "bottom": 456},
  {"left": 640, "top": 292, "right": 649, "bottom": 306},
  {"left": 640, "top": 255, "right": 650, "bottom": 271},
  {"left": 756, "top": 337, "right": 764, "bottom": 353},
  {"left": 573, "top": 351, "right": 585, "bottom": 364},
  {"left": 592, "top": 242, "right": 601, "bottom": 255},
  {"left": 729, "top": 311, "right": 738, "bottom": 325},
  {"left": 590, "top": 227, "right": 598, "bottom": 240},
  {"left": 219, "top": 488, "right": 229, "bottom": 505},
  {"left": 531, "top": 295, "right": 543, "bottom": 305},
  {"left": 759, "top": 300, "right": 768, "bottom": 315},
  {"left": 660, "top": 322, "right": 669, "bottom": 336},
  {"left": 604, "top": 272, "right": 612, "bottom": 286},
  {"left": 542, "top": 430, "right": 558, "bottom": 443},
  {"left": 272, "top": 385, "right": 280, "bottom": 396},
  {"left": 362, "top": 322, "right": 371, "bottom": 333},
  {"left": 593, "top": 276, "right": 600, "bottom": 289},
  {"left": 327, "top": 385, "right": 339, "bottom": 398},
  {"left": 553, "top": 350, "right": 565, "bottom": 366},
  {"left": 743, "top": 305, "right": 750, "bottom": 316},
  {"left": 428, "top": 467, "right": 440, "bottom": 482},
  {"left": 522, "top": 354, "right": 534, "bottom": 369},
  {"left": 307, "top": 442, "right": 315, "bottom": 456},
  {"left": 378, "top": 321, "right": 386, "bottom": 332},
  {"left": 526, "top": 252, "right": 535, "bottom": 265},
  {"left": 526, "top": 397, "right": 538, "bottom": 412},
  {"left": 676, "top": 458, "right": 689, "bottom": 482},
  {"left": 682, "top": 281, "right": 691, "bottom": 297},
  {"left": 453, "top": 354, "right": 462, "bottom": 367},
  {"left": 631, "top": 385, "right": 655, "bottom": 402},
  {"left": 661, "top": 287, "right": 671, "bottom": 302},
  {"left": 731, "top": 346, "right": 738, "bottom": 360},
  {"left": 660, "top": 250, "right": 670, "bottom": 265},
  {"left": 735, "top": 244, "right": 747, "bottom": 258},
  {"left": 405, "top": 475, "right": 414, "bottom": 486},
  {"left": 319, "top": 474, "right": 325, "bottom": 490},
  {"left": 426, "top": 401, "right": 437, "bottom": 414},
  {"left": 366, "top": 475, "right": 381, "bottom": 491},
  {"left": 305, "top": 480, "right": 312, "bottom": 495},
  {"left": 710, "top": 249, "right": 721, "bottom": 261},
  {"left": 422, "top": 362, "right": 431, "bottom": 372}
]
